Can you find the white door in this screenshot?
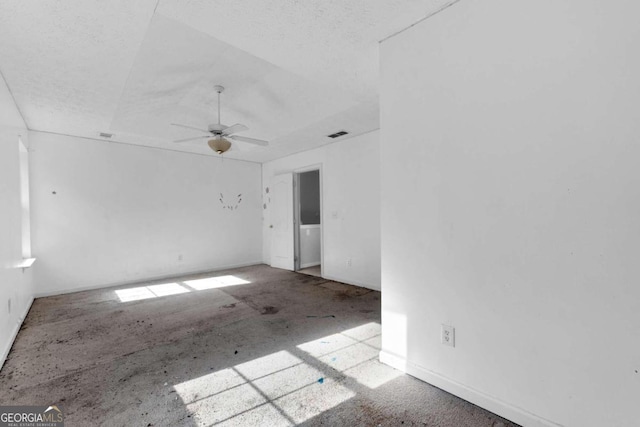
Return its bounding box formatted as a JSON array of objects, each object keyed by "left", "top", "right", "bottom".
[{"left": 270, "top": 173, "right": 294, "bottom": 270}]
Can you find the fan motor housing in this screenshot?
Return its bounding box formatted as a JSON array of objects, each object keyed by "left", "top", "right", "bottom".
[{"left": 208, "top": 123, "right": 226, "bottom": 133}]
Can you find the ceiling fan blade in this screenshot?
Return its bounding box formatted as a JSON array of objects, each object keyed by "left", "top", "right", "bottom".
[
  {"left": 171, "top": 123, "right": 210, "bottom": 133},
  {"left": 229, "top": 135, "right": 269, "bottom": 146},
  {"left": 222, "top": 123, "right": 249, "bottom": 136},
  {"left": 173, "top": 136, "right": 210, "bottom": 143}
]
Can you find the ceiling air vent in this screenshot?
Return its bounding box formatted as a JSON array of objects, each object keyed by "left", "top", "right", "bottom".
[
  {"left": 327, "top": 130, "right": 348, "bottom": 139},
  {"left": 99, "top": 132, "right": 113, "bottom": 138}
]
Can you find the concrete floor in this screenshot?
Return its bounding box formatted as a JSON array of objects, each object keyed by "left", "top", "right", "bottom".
[
  {"left": 297, "top": 265, "right": 321, "bottom": 278},
  {"left": 0, "top": 264, "right": 518, "bottom": 427}
]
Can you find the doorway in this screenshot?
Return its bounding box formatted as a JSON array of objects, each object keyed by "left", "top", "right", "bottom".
[{"left": 294, "top": 169, "right": 322, "bottom": 277}]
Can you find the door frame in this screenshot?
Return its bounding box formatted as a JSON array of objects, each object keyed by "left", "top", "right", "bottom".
[{"left": 293, "top": 164, "right": 323, "bottom": 276}]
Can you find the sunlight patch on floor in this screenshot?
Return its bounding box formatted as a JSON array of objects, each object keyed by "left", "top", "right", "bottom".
[
  {"left": 298, "top": 322, "right": 402, "bottom": 389},
  {"left": 147, "top": 283, "right": 190, "bottom": 297},
  {"left": 173, "top": 323, "right": 401, "bottom": 425},
  {"left": 272, "top": 376, "right": 354, "bottom": 424},
  {"left": 343, "top": 358, "right": 403, "bottom": 389},
  {"left": 234, "top": 351, "right": 303, "bottom": 380},
  {"left": 296, "top": 333, "right": 358, "bottom": 357},
  {"left": 114, "top": 287, "right": 157, "bottom": 302},
  {"left": 174, "top": 368, "right": 245, "bottom": 404},
  {"left": 175, "top": 349, "right": 354, "bottom": 425},
  {"left": 114, "top": 275, "right": 251, "bottom": 302},
  {"left": 114, "top": 283, "right": 189, "bottom": 302},
  {"left": 183, "top": 275, "right": 251, "bottom": 290}
]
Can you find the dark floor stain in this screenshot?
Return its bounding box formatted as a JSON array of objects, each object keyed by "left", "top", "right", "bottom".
[
  {"left": 260, "top": 306, "right": 279, "bottom": 315},
  {"left": 222, "top": 303, "right": 236, "bottom": 309},
  {"left": 357, "top": 402, "right": 387, "bottom": 426},
  {"left": 334, "top": 292, "right": 351, "bottom": 300}
]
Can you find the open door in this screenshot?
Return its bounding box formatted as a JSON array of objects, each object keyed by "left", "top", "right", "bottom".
[
  {"left": 270, "top": 173, "right": 294, "bottom": 270},
  {"left": 295, "top": 169, "right": 322, "bottom": 277}
]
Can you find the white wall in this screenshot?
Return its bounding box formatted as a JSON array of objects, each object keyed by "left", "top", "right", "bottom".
[
  {"left": 263, "top": 131, "right": 380, "bottom": 290},
  {"left": 30, "top": 132, "right": 262, "bottom": 296},
  {"left": 380, "top": 1, "right": 640, "bottom": 426},
  {"left": 0, "top": 75, "right": 34, "bottom": 369}
]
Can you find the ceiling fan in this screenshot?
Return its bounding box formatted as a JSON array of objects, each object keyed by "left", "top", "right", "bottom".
[{"left": 172, "top": 85, "right": 268, "bottom": 154}]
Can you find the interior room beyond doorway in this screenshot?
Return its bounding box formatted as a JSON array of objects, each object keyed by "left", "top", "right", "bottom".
[{"left": 296, "top": 169, "right": 321, "bottom": 277}]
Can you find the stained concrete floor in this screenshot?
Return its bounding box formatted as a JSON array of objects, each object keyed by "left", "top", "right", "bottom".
[
  {"left": 0, "top": 264, "right": 519, "bottom": 427},
  {"left": 297, "top": 265, "right": 321, "bottom": 278}
]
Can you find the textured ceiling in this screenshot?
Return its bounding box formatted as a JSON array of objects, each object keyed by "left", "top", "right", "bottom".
[{"left": 0, "top": 0, "right": 452, "bottom": 162}]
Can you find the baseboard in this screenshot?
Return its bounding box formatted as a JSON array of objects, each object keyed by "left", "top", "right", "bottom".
[
  {"left": 322, "top": 274, "right": 380, "bottom": 292},
  {"left": 0, "top": 296, "right": 34, "bottom": 371},
  {"left": 379, "top": 351, "right": 563, "bottom": 427},
  {"left": 34, "top": 261, "right": 265, "bottom": 298}
]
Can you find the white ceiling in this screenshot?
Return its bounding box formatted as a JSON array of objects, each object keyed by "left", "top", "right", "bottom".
[{"left": 0, "top": 0, "right": 451, "bottom": 162}]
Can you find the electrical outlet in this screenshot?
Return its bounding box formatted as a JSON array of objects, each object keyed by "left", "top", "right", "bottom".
[
  {"left": 346, "top": 258, "right": 352, "bottom": 267},
  {"left": 441, "top": 324, "right": 455, "bottom": 347},
  {"left": 178, "top": 254, "right": 183, "bottom": 261}
]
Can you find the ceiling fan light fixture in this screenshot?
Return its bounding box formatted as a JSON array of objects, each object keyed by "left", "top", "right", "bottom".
[
  {"left": 172, "top": 84, "right": 268, "bottom": 151},
  {"left": 208, "top": 137, "right": 231, "bottom": 154}
]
